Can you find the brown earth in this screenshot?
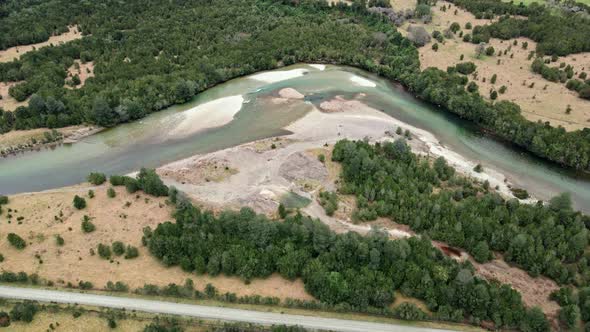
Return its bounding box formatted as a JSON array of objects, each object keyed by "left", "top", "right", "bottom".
[
  {"left": 472, "top": 257, "right": 560, "bottom": 320},
  {"left": 65, "top": 60, "right": 95, "bottom": 89},
  {"left": 0, "top": 26, "right": 82, "bottom": 63},
  {"left": 158, "top": 157, "right": 238, "bottom": 185},
  {"left": 389, "top": 0, "right": 417, "bottom": 11},
  {"left": 0, "top": 185, "right": 312, "bottom": 302}
]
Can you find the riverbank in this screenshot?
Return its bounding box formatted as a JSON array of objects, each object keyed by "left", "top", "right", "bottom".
[
  {"left": 0, "top": 125, "right": 103, "bottom": 157},
  {"left": 157, "top": 90, "right": 535, "bottom": 215},
  {"left": 154, "top": 89, "right": 558, "bottom": 322}
]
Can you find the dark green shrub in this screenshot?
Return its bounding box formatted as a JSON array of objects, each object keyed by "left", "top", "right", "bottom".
[
  {"left": 124, "top": 245, "right": 139, "bottom": 259},
  {"left": 7, "top": 233, "right": 26, "bottom": 249},
  {"left": 98, "top": 243, "right": 111, "bottom": 259},
  {"left": 10, "top": 301, "right": 38, "bottom": 323},
  {"left": 81, "top": 219, "right": 96, "bottom": 233},
  {"left": 73, "top": 195, "right": 86, "bottom": 209},
  {"left": 112, "top": 241, "right": 125, "bottom": 256},
  {"left": 87, "top": 172, "right": 107, "bottom": 185},
  {"left": 455, "top": 62, "right": 476, "bottom": 75}
]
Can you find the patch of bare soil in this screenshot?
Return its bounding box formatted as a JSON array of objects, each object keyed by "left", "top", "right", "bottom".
[
  {"left": 0, "top": 26, "right": 82, "bottom": 63},
  {"left": 473, "top": 258, "right": 560, "bottom": 320},
  {"left": 415, "top": 1, "right": 590, "bottom": 130},
  {"left": 389, "top": 0, "right": 417, "bottom": 11},
  {"left": 251, "top": 137, "right": 295, "bottom": 153},
  {"left": 278, "top": 88, "right": 304, "bottom": 99},
  {"left": 0, "top": 186, "right": 312, "bottom": 301},
  {"left": 306, "top": 147, "right": 341, "bottom": 187},
  {"left": 64, "top": 60, "right": 95, "bottom": 89},
  {"left": 319, "top": 96, "right": 366, "bottom": 113},
  {"left": 0, "top": 81, "right": 28, "bottom": 111},
  {"left": 279, "top": 151, "right": 328, "bottom": 183},
  {"left": 158, "top": 157, "right": 238, "bottom": 185}
]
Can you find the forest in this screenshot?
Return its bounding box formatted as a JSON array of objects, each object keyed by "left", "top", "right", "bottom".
[
  {"left": 0, "top": 0, "right": 590, "bottom": 171},
  {"left": 331, "top": 139, "right": 590, "bottom": 287},
  {"left": 146, "top": 198, "right": 550, "bottom": 331},
  {"left": 331, "top": 138, "right": 590, "bottom": 328}
]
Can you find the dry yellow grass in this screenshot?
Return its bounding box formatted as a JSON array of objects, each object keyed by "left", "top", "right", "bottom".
[
  {"left": 0, "top": 303, "right": 211, "bottom": 332},
  {"left": 0, "top": 26, "right": 82, "bottom": 63},
  {"left": 0, "top": 186, "right": 312, "bottom": 301},
  {"left": 415, "top": 1, "right": 590, "bottom": 130},
  {"left": 390, "top": 0, "right": 417, "bottom": 11},
  {"left": 64, "top": 60, "right": 95, "bottom": 89}
]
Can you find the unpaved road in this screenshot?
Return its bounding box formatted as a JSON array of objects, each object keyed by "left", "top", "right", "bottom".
[{"left": 0, "top": 285, "right": 453, "bottom": 332}]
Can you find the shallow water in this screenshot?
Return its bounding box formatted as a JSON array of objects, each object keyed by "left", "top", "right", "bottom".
[{"left": 1, "top": 64, "right": 588, "bottom": 212}]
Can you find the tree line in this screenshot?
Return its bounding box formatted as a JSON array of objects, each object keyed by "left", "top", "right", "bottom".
[{"left": 145, "top": 198, "right": 551, "bottom": 330}]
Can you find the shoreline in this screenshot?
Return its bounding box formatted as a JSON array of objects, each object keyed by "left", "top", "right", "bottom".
[
  {"left": 156, "top": 92, "right": 536, "bottom": 214},
  {"left": 0, "top": 125, "right": 103, "bottom": 158}
]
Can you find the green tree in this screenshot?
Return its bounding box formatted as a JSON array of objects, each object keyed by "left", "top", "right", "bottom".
[
  {"left": 87, "top": 173, "right": 106, "bottom": 185},
  {"left": 73, "top": 195, "right": 86, "bottom": 209},
  {"left": 10, "top": 301, "right": 38, "bottom": 323},
  {"left": 7, "top": 233, "right": 26, "bottom": 250}
]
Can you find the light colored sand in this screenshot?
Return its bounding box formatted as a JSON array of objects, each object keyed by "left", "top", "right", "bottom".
[
  {"left": 309, "top": 64, "right": 326, "bottom": 71},
  {"left": 248, "top": 68, "right": 308, "bottom": 83},
  {"left": 0, "top": 81, "right": 28, "bottom": 112},
  {"left": 1, "top": 185, "right": 312, "bottom": 301},
  {"left": 349, "top": 74, "right": 377, "bottom": 87},
  {"left": 278, "top": 88, "right": 304, "bottom": 99},
  {"left": 159, "top": 94, "right": 527, "bottom": 223},
  {"left": 389, "top": 0, "right": 417, "bottom": 11},
  {"left": 169, "top": 95, "right": 243, "bottom": 137},
  {"left": 414, "top": 1, "right": 590, "bottom": 130},
  {"left": 0, "top": 26, "right": 82, "bottom": 63}
]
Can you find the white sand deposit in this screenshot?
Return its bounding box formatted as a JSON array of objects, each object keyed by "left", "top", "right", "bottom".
[
  {"left": 309, "top": 64, "right": 326, "bottom": 71},
  {"left": 349, "top": 74, "right": 377, "bottom": 87},
  {"left": 169, "top": 95, "right": 243, "bottom": 137},
  {"left": 162, "top": 95, "right": 531, "bottom": 217},
  {"left": 248, "top": 68, "right": 308, "bottom": 83}
]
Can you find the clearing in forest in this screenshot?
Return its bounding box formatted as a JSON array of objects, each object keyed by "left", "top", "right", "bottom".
[
  {"left": 412, "top": 1, "right": 590, "bottom": 130},
  {"left": 0, "top": 26, "right": 82, "bottom": 63}
]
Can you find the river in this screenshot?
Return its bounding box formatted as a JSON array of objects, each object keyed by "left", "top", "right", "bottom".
[{"left": 1, "top": 64, "right": 589, "bottom": 212}]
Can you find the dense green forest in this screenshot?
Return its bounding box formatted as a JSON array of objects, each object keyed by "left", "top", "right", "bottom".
[
  {"left": 0, "top": 0, "right": 590, "bottom": 171},
  {"left": 331, "top": 138, "right": 590, "bottom": 328},
  {"left": 332, "top": 139, "right": 590, "bottom": 287},
  {"left": 146, "top": 198, "right": 550, "bottom": 331},
  {"left": 0, "top": 0, "right": 90, "bottom": 49}
]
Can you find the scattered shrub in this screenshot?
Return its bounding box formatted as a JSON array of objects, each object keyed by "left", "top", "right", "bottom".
[
  {"left": 87, "top": 172, "right": 106, "bottom": 185},
  {"left": 7, "top": 233, "right": 26, "bottom": 249},
  {"left": 73, "top": 195, "right": 86, "bottom": 210},
  {"left": 112, "top": 241, "right": 125, "bottom": 256}
]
